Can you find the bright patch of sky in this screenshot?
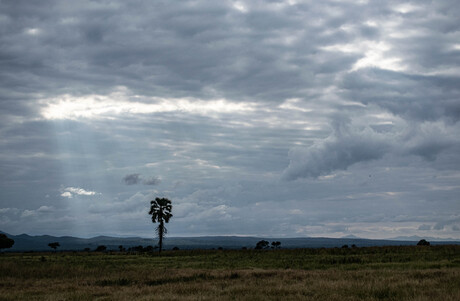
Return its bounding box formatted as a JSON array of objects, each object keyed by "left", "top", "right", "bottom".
[{"left": 41, "top": 90, "right": 257, "bottom": 121}]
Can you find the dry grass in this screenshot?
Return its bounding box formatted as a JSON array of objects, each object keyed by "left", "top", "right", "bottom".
[{"left": 1, "top": 246, "right": 459, "bottom": 300}]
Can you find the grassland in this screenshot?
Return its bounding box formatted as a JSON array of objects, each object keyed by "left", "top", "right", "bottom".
[{"left": 1, "top": 245, "right": 460, "bottom": 300}]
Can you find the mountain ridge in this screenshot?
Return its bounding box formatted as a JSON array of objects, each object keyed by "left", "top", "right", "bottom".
[{"left": 2, "top": 231, "right": 459, "bottom": 251}]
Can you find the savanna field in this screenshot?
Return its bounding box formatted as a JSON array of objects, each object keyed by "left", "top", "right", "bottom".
[{"left": 1, "top": 245, "right": 460, "bottom": 300}]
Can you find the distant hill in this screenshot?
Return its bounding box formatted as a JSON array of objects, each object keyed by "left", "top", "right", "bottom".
[
  {"left": 388, "top": 235, "right": 460, "bottom": 242},
  {"left": 1, "top": 231, "right": 459, "bottom": 252}
]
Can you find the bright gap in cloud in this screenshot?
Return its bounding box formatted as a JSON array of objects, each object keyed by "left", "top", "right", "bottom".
[
  {"left": 352, "top": 41, "right": 405, "bottom": 72},
  {"left": 232, "top": 1, "right": 248, "bottom": 13},
  {"left": 393, "top": 3, "right": 420, "bottom": 14},
  {"left": 279, "top": 98, "right": 312, "bottom": 112},
  {"left": 40, "top": 90, "right": 257, "bottom": 120},
  {"left": 24, "top": 28, "right": 41, "bottom": 35},
  {"left": 322, "top": 40, "right": 406, "bottom": 72}
]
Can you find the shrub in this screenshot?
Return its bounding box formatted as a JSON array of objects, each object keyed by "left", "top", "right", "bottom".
[
  {"left": 95, "top": 245, "right": 107, "bottom": 252},
  {"left": 417, "top": 239, "right": 430, "bottom": 246}
]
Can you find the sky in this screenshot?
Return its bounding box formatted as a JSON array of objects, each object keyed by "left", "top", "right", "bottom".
[{"left": 1, "top": 0, "right": 460, "bottom": 239}]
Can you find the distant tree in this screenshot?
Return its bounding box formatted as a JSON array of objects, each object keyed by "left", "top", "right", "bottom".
[
  {"left": 351, "top": 244, "right": 357, "bottom": 248},
  {"left": 417, "top": 239, "right": 430, "bottom": 246},
  {"left": 48, "top": 242, "right": 60, "bottom": 252},
  {"left": 271, "top": 241, "right": 281, "bottom": 249},
  {"left": 95, "top": 245, "right": 107, "bottom": 252},
  {"left": 341, "top": 244, "right": 349, "bottom": 249},
  {"left": 255, "top": 240, "right": 270, "bottom": 250},
  {"left": 149, "top": 197, "right": 173, "bottom": 253},
  {"left": 218, "top": 247, "right": 223, "bottom": 250},
  {"left": 118, "top": 245, "right": 125, "bottom": 252},
  {"left": 172, "top": 246, "right": 180, "bottom": 251},
  {"left": 83, "top": 248, "right": 91, "bottom": 252},
  {"left": 0, "top": 234, "right": 14, "bottom": 251}
]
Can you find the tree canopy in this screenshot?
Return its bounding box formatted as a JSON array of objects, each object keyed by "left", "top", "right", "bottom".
[
  {"left": 48, "top": 242, "right": 60, "bottom": 251},
  {"left": 255, "top": 240, "right": 270, "bottom": 250},
  {"left": 417, "top": 239, "right": 430, "bottom": 246},
  {"left": 0, "top": 234, "right": 14, "bottom": 250}
]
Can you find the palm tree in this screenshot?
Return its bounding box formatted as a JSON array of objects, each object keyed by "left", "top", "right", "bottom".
[{"left": 148, "top": 197, "right": 173, "bottom": 253}]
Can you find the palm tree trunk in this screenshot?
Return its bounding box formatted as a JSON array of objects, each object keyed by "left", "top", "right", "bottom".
[{"left": 159, "top": 221, "right": 163, "bottom": 253}]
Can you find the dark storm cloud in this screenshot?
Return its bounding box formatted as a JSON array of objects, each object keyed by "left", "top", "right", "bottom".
[
  {"left": 123, "top": 173, "right": 160, "bottom": 186},
  {"left": 283, "top": 115, "right": 390, "bottom": 180},
  {"left": 123, "top": 174, "right": 141, "bottom": 185},
  {"left": 1, "top": 0, "right": 458, "bottom": 112},
  {"left": 283, "top": 116, "right": 460, "bottom": 180},
  {"left": 340, "top": 69, "right": 460, "bottom": 122},
  {"left": 0, "top": 0, "right": 387, "bottom": 107}
]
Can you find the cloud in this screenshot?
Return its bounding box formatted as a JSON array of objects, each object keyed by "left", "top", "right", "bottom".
[
  {"left": 123, "top": 174, "right": 160, "bottom": 186},
  {"left": 433, "top": 218, "right": 460, "bottom": 231},
  {"left": 0, "top": 208, "right": 19, "bottom": 214},
  {"left": 60, "top": 192, "right": 72, "bottom": 198},
  {"left": 340, "top": 69, "right": 460, "bottom": 123},
  {"left": 20, "top": 206, "right": 55, "bottom": 218},
  {"left": 123, "top": 174, "right": 141, "bottom": 185},
  {"left": 143, "top": 177, "right": 161, "bottom": 186},
  {"left": 39, "top": 89, "right": 257, "bottom": 121},
  {"left": 21, "top": 210, "right": 35, "bottom": 218},
  {"left": 60, "top": 187, "right": 99, "bottom": 198},
  {"left": 433, "top": 223, "right": 445, "bottom": 231},
  {"left": 283, "top": 113, "right": 460, "bottom": 180},
  {"left": 283, "top": 116, "right": 390, "bottom": 180},
  {"left": 418, "top": 224, "right": 432, "bottom": 231}
]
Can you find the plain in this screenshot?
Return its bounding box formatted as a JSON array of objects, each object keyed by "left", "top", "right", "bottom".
[{"left": 1, "top": 245, "right": 460, "bottom": 300}]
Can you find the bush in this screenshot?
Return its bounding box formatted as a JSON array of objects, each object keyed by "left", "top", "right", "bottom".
[
  {"left": 95, "top": 245, "right": 107, "bottom": 252},
  {"left": 417, "top": 239, "right": 430, "bottom": 246}
]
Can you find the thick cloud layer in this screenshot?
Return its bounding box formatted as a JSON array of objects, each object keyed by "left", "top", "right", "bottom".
[{"left": 0, "top": 0, "right": 459, "bottom": 239}]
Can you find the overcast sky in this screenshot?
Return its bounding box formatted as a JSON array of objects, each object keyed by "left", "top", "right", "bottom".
[{"left": 1, "top": 0, "right": 459, "bottom": 239}]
